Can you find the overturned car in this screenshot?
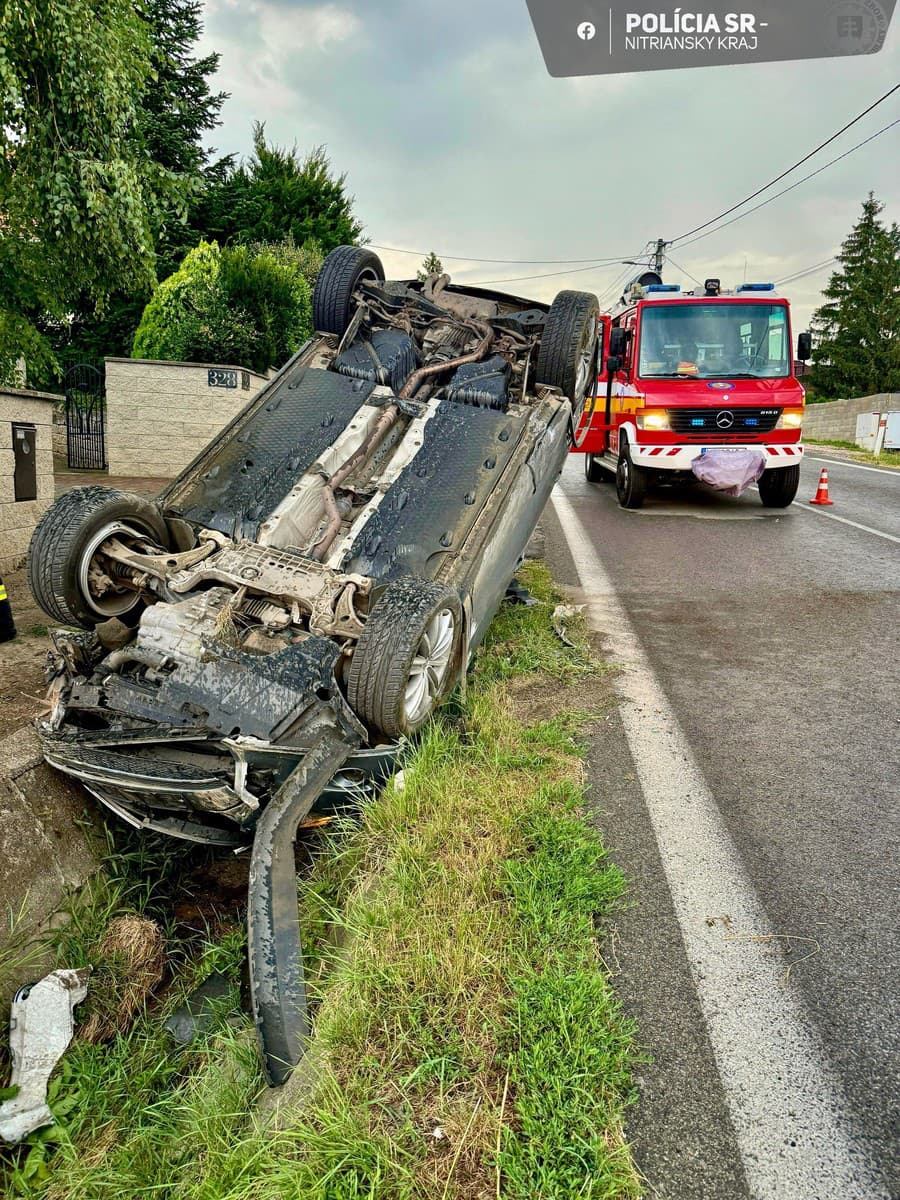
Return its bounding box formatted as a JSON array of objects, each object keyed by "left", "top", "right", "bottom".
[{"left": 28, "top": 247, "right": 600, "bottom": 1081}]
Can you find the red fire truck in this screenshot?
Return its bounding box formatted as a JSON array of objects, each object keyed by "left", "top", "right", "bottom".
[{"left": 573, "top": 273, "right": 810, "bottom": 509}]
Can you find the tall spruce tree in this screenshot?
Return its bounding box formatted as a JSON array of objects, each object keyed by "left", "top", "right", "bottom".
[{"left": 809, "top": 194, "right": 900, "bottom": 399}]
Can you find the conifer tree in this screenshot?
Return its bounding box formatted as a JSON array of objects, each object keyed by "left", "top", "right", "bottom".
[
  {"left": 810, "top": 194, "right": 900, "bottom": 399},
  {"left": 417, "top": 251, "right": 444, "bottom": 281}
]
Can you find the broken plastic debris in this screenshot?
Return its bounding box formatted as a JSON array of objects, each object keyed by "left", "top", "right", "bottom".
[
  {"left": 505, "top": 579, "right": 539, "bottom": 607},
  {"left": 551, "top": 603, "right": 585, "bottom": 647},
  {"left": 164, "top": 972, "right": 235, "bottom": 1045},
  {"left": 0, "top": 967, "right": 90, "bottom": 1143}
]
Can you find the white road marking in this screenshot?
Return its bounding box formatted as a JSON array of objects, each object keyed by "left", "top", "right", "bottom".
[
  {"left": 793, "top": 503, "right": 900, "bottom": 545},
  {"left": 552, "top": 486, "right": 888, "bottom": 1200},
  {"left": 808, "top": 456, "right": 900, "bottom": 478}
]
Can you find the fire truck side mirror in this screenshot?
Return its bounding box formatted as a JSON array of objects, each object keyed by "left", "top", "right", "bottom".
[
  {"left": 608, "top": 326, "right": 629, "bottom": 361},
  {"left": 797, "top": 331, "right": 812, "bottom": 362}
]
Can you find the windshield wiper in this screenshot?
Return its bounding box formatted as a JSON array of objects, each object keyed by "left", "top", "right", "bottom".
[{"left": 644, "top": 372, "right": 774, "bottom": 380}]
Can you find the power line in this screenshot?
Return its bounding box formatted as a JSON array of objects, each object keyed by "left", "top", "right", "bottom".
[
  {"left": 664, "top": 252, "right": 703, "bottom": 286},
  {"left": 776, "top": 257, "right": 838, "bottom": 286},
  {"left": 597, "top": 261, "right": 645, "bottom": 309},
  {"left": 468, "top": 254, "right": 646, "bottom": 287},
  {"left": 673, "top": 118, "right": 900, "bottom": 252},
  {"left": 670, "top": 82, "right": 900, "bottom": 245},
  {"left": 369, "top": 243, "right": 631, "bottom": 266}
]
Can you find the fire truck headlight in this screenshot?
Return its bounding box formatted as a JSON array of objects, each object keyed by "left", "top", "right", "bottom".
[
  {"left": 637, "top": 409, "right": 670, "bottom": 431},
  {"left": 776, "top": 408, "right": 804, "bottom": 429}
]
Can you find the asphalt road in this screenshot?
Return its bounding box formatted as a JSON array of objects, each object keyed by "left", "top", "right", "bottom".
[{"left": 542, "top": 450, "right": 899, "bottom": 1199}]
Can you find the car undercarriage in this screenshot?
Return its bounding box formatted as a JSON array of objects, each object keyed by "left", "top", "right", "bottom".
[{"left": 27, "top": 246, "right": 601, "bottom": 1083}]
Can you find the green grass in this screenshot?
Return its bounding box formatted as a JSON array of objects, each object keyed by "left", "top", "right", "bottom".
[
  {"left": 0, "top": 561, "right": 639, "bottom": 1199},
  {"left": 804, "top": 438, "right": 900, "bottom": 468}
]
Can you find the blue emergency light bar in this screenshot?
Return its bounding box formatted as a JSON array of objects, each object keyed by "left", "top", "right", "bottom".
[
  {"left": 737, "top": 283, "right": 775, "bottom": 292},
  {"left": 645, "top": 284, "right": 681, "bottom": 293}
]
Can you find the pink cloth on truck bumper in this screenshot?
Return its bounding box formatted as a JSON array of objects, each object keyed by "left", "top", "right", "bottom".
[{"left": 690, "top": 447, "right": 767, "bottom": 498}]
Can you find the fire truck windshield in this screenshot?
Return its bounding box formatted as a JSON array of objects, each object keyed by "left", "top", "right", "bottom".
[{"left": 637, "top": 303, "right": 790, "bottom": 380}]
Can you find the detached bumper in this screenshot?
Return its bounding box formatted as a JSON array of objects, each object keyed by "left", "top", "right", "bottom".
[{"left": 631, "top": 442, "right": 804, "bottom": 470}]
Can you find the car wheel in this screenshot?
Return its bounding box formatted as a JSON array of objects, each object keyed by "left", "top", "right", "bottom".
[
  {"left": 347, "top": 578, "right": 463, "bottom": 738},
  {"left": 535, "top": 290, "right": 601, "bottom": 444},
  {"left": 312, "top": 246, "right": 385, "bottom": 337},
  {"left": 758, "top": 464, "right": 800, "bottom": 508},
  {"left": 584, "top": 452, "right": 606, "bottom": 483},
  {"left": 615, "top": 439, "right": 647, "bottom": 509},
  {"left": 27, "top": 487, "right": 170, "bottom": 628}
]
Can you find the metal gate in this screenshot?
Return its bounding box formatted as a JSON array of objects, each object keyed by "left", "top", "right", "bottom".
[{"left": 65, "top": 363, "right": 107, "bottom": 470}]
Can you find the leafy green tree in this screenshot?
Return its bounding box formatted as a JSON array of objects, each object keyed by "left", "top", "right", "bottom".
[
  {"left": 417, "top": 251, "right": 444, "bottom": 281},
  {"left": 132, "top": 241, "right": 312, "bottom": 373},
  {"left": 132, "top": 242, "right": 220, "bottom": 362},
  {"left": 0, "top": 0, "right": 187, "bottom": 383},
  {"left": 37, "top": 0, "right": 230, "bottom": 377},
  {"left": 193, "top": 123, "right": 363, "bottom": 253},
  {"left": 809, "top": 194, "right": 900, "bottom": 399}
]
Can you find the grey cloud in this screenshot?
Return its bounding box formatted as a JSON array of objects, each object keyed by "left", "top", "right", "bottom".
[{"left": 199, "top": 1, "right": 900, "bottom": 329}]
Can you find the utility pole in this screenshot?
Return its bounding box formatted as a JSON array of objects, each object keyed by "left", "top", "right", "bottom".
[{"left": 653, "top": 238, "right": 667, "bottom": 275}]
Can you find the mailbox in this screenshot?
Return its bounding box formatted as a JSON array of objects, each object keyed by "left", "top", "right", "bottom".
[{"left": 12, "top": 423, "right": 37, "bottom": 502}]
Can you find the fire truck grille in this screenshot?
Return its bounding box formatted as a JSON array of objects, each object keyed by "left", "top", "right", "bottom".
[{"left": 667, "top": 408, "right": 781, "bottom": 436}]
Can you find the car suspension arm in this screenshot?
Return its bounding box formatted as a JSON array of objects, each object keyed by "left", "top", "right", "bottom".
[{"left": 247, "top": 726, "right": 357, "bottom": 1086}]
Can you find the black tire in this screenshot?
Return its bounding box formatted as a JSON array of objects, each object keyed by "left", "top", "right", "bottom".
[
  {"left": 312, "top": 246, "right": 385, "bottom": 336},
  {"left": 536, "top": 290, "right": 601, "bottom": 436},
  {"left": 758, "top": 464, "right": 800, "bottom": 508},
  {"left": 27, "top": 487, "right": 169, "bottom": 628},
  {"left": 347, "top": 578, "right": 463, "bottom": 738},
  {"left": 584, "top": 452, "right": 606, "bottom": 483},
  {"left": 615, "top": 438, "right": 647, "bottom": 509}
]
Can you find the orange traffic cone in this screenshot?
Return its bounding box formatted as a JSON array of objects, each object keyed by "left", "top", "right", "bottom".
[{"left": 809, "top": 467, "right": 834, "bottom": 506}]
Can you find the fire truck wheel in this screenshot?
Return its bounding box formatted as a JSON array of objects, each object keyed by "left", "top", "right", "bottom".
[
  {"left": 758, "top": 464, "right": 800, "bottom": 507},
  {"left": 584, "top": 452, "right": 606, "bottom": 483},
  {"left": 615, "top": 440, "right": 647, "bottom": 509},
  {"left": 313, "top": 246, "right": 385, "bottom": 336}
]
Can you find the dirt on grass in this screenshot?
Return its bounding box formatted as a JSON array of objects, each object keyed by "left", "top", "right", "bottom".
[
  {"left": 505, "top": 668, "right": 616, "bottom": 727},
  {"left": 0, "top": 565, "right": 53, "bottom": 739}
]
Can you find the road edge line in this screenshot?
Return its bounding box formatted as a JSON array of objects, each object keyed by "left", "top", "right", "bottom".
[{"left": 792, "top": 502, "right": 900, "bottom": 544}]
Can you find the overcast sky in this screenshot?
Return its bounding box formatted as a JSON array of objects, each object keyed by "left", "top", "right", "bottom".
[{"left": 197, "top": 1, "right": 900, "bottom": 332}]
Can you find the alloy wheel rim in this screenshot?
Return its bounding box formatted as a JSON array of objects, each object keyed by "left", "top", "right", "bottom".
[
  {"left": 78, "top": 520, "right": 154, "bottom": 618},
  {"left": 404, "top": 609, "right": 455, "bottom": 725},
  {"left": 574, "top": 316, "right": 598, "bottom": 399}
]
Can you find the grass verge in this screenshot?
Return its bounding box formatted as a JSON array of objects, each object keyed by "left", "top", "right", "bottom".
[
  {"left": 0, "top": 561, "right": 639, "bottom": 1198},
  {"left": 804, "top": 437, "right": 900, "bottom": 468}
]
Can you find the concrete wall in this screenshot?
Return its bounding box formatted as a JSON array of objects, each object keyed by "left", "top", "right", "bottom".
[
  {"left": 106, "top": 358, "right": 269, "bottom": 477},
  {"left": 0, "top": 389, "right": 58, "bottom": 573},
  {"left": 52, "top": 407, "right": 68, "bottom": 464},
  {"left": 804, "top": 394, "right": 899, "bottom": 443},
  {"left": 0, "top": 729, "right": 100, "bottom": 996}
]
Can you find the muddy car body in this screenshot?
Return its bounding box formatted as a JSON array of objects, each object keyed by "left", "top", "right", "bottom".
[{"left": 28, "top": 247, "right": 600, "bottom": 1080}]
